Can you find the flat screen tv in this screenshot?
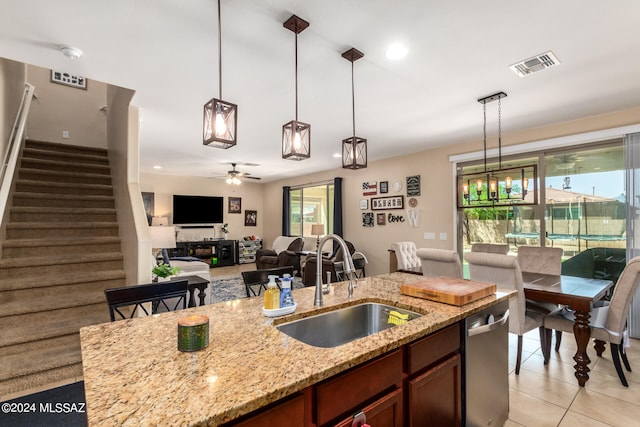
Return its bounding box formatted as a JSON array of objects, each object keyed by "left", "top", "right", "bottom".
[{"left": 172, "top": 195, "right": 224, "bottom": 225}]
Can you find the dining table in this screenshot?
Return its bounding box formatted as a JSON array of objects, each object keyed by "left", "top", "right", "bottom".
[
  {"left": 521, "top": 272, "right": 613, "bottom": 386},
  {"left": 398, "top": 266, "right": 614, "bottom": 387}
]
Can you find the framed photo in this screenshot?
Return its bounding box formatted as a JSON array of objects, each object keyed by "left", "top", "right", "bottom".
[
  {"left": 359, "top": 199, "right": 368, "bottom": 210},
  {"left": 228, "top": 197, "right": 242, "bottom": 214},
  {"left": 51, "top": 70, "right": 87, "bottom": 90},
  {"left": 244, "top": 210, "right": 257, "bottom": 226},
  {"left": 141, "top": 192, "right": 154, "bottom": 225},
  {"left": 362, "top": 212, "right": 374, "bottom": 227},
  {"left": 379, "top": 181, "right": 389, "bottom": 194},
  {"left": 371, "top": 195, "right": 404, "bottom": 210},
  {"left": 376, "top": 213, "right": 386, "bottom": 225}
]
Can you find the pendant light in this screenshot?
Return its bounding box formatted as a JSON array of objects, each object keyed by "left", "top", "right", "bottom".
[
  {"left": 282, "top": 15, "right": 310, "bottom": 161},
  {"left": 457, "top": 91, "right": 538, "bottom": 208},
  {"left": 203, "top": 0, "right": 237, "bottom": 149},
  {"left": 341, "top": 48, "right": 367, "bottom": 169}
]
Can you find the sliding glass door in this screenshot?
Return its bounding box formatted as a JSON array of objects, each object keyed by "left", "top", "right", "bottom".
[{"left": 288, "top": 183, "right": 334, "bottom": 238}]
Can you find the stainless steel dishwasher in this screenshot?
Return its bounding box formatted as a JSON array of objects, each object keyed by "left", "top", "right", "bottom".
[{"left": 464, "top": 300, "right": 510, "bottom": 427}]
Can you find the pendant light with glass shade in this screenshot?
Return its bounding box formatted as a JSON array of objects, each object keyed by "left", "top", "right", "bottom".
[
  {"left": 203, "top": 0, "right": 237, "bottom": 149},
  {"left": 282, "top": 15, "right": 311, "bottom": 161},
  {"left": 341, "top": 48, "right": 367, "bottom": 169}
]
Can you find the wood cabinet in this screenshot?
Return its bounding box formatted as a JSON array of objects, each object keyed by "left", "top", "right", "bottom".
[{"left": 224, "top": 323, "right": 461, "bottom": 427}]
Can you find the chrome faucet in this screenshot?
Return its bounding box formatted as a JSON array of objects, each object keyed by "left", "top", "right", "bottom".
[{"left": 314, "top": 234, "right": 356, "bottom": 306}]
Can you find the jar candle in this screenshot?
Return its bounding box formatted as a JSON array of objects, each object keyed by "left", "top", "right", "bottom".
[{"left": 177, "top": 315, "right": 209, "bottom": 352}]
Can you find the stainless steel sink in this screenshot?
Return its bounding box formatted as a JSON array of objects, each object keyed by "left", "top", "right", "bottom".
[{"left": 276, "top": 302, "right": 421, "bottom": 348}]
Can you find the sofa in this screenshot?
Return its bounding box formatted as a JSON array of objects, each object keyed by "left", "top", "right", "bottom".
[
  {"left": 255, "top": 237, "right": 304, "bottom": 271},
  {"left": 153, "top": 252, "right": 212, "bottom": 303}
]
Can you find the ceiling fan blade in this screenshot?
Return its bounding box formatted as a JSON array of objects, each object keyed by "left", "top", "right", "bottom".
[{"left": 244, "top": 176, "right": 261, "bottom": 180}]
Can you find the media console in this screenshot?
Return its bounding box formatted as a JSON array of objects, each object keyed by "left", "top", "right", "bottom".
[{"left": 168, "top": 240, "right": 237, "bottom": 267}]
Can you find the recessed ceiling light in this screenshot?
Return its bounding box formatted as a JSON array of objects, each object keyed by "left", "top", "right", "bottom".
[
  {"left": 385, "top": 43, "right": 408, "bottom": 60},
  {"left": 60, "top": 45, "right": 83, "bottom": 59},
  {"left": 153, "top": 165, "right": 162, "bottom": 169}
]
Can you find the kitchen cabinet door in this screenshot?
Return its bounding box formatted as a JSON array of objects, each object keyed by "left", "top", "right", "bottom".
[
  {"left": 407, "top": 353, "right": 461, "bottom": 427},
  {"left": 334, "top": 388, "right": 403, "bottom": 427}
]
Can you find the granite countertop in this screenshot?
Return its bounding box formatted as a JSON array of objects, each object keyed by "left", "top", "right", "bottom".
[{"left": 80, "top": 272, "right": 513, "bottom": 426}]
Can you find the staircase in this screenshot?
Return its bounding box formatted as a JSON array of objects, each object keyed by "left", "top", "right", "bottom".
[{"left": 0, "top": 140, "right": 126, "bottom": 399}]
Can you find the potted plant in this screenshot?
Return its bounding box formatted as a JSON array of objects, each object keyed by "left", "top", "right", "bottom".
[{"left": 152, "top": 263, "right": 182, "bottom": 282}]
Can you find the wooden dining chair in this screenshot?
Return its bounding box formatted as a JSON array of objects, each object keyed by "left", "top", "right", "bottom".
[
  {"left": 543, "top": 256, "right": 640, "bottom": 386},
  {"left": 104, "top": 279, "right": 188, "bottom": 321},
  {"left": 241, "top": 266, "right": 295, "bottom": 297},
  {"left": 517, "top": 246, "right": 564, "bottom": 350},
  {"left": 416, "top": 248, "right": 463, "bottom": 278},
  {"left": 465, "top": 252, "right": 547, "bottom": 374}
]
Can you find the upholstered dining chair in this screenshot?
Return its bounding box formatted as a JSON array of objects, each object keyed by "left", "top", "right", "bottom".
[
  {"left": 543, "top": 256, "right": 640, "bottom": 386},
  {"left": 390, "top": 241, "right": 420, "bottom": 271},
  {"left": 517, "top": 246, "right": 564, "bottom": 349},
  {"left": 416, "top": 248, "right": 463, "bottom": 278},
  {"left": 465, "top": 252, "right": 546, "bottom": 375},
  {"left": 471, "top": 243, "right": 509, "bottom": 255}
]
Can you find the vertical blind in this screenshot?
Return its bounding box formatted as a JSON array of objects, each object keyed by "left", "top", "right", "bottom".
[{"left": 624, "top": 132, "right": 640, "bottom": 338}]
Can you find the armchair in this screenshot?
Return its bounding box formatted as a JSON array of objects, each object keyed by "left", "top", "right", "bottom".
[
  {"left": 255, "top": 237, "right": 304, "bottom": 272},
  {"left": 302, "top": 240, "right": 356, "bottom": 286}
]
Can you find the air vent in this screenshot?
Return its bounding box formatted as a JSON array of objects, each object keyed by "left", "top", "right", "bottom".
[{"left": 509, "top": 51, "right": 560, "bottom": 77}]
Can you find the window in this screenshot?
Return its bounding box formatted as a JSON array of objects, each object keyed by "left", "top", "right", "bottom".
[
  {"left": 289, "top": 183, "right": 334, "bottom": 237},
  {"left": 457, "top": 140, "right": 624, "bottom": 263}
]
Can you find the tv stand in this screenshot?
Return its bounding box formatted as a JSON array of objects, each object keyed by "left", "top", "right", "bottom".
[{"left": 169, "top": 240, "right": 237, "bottom": 267}]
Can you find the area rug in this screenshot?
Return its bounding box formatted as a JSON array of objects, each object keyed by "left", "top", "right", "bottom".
[{"left": 210, "top": 275, "right": 304, "bottom": 303}]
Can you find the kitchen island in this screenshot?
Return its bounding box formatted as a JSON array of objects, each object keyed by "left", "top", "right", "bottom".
[{"left": 80, "top": 272, "right": 513, "bottom": 426}]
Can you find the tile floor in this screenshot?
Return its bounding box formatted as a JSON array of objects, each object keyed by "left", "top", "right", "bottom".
[
  {"left": 214, "top": 264, "right": 640, "bottom": 426},
  {"left": 506, "top": 329, "right": 640, "bottom": 427}
]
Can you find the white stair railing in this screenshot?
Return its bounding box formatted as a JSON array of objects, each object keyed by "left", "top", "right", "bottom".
[{"left": 0, "top": 83, "right": 35, "bottom": 227}]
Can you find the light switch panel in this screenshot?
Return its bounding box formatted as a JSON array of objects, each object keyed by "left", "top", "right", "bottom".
[{"left": 439, "top": 232, "right": 447, "bottom": 240}]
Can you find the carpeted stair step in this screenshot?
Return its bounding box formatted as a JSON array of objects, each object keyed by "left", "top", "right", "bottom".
[
  {"left": 2, "top": 236, "right": 122, "bottom": 258},
  {"left": 22, "top": 145, "right": 109, "bottom": 166},
  {"left": 25, "top": 140, "right": 108, "bottom": 157},
  {"left": 12, "top": 192, "right": 115, "bottom": 209},
  {"left": 0, "top": 269, "right": 126, "bottom": 292},
  {"left": 0, "top": 363, "right": 83, "bottom": 401},
  {"left": 0, "top": 335, "right": 81, "bottom": 381},
  {"left": 18, "top": 167, "right": 112, "bottom": 185},
  {"left": 1, "top": 279, "right": 119, "bottom": 317},
  {"left": 9, "top": 206, "right": 117, "bottom": 223},
  {"left": 0, "top": 253, "right": 124, "bottom": 280},
  {"left": 15, "top": 179, "right": 114, "bottom": 196},
  {"left": 6, "top": 222, "right": 119, "bottom": 239},
  {"left": 19, "top": 157, "right": 110, "bottom": 175},
  {"left": 0, "top": 303, "right": 111, "bottom": 348}
]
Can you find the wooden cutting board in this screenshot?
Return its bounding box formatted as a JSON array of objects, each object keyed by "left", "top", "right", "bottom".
[{"left": 400, "top": 277, "right": 496, "bottom": 306}]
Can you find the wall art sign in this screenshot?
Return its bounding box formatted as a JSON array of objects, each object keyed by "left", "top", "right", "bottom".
[
  {"left": 362, "top": 212, "right": 374, "bottom": 227},
  {"left": 379, "top": 181, "right": 389, "bottom": 194},
  {"left": 362, "top": 181, "right": 377, "bottom": 196},
  {"left": 406, "top": 175, "right": 421, "bottom": 196},
  {"left": 51, "top": 70, "right": 87, "bottom": 90},
  {"left": 376, "top": 213, "right": 386, "bottom": 225},
  {"left": 359, "top": 199, "right": 368, "bottom": 210},
  {"left": 371, "top": 195, "right": 404, "bottom": 210}
]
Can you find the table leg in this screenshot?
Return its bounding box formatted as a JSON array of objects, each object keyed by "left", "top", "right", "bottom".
[
  {"left": 188, "top": 288, "right": 196, "bottom": 308},
  {"left": 572, "top": 309, "right": 592, "bottom": 387},
  {"left": 198, "top": 286, "right": 206, "bottom": 306}
]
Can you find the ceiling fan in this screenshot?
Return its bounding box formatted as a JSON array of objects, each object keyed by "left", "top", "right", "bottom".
[{"left": 223, "top": 163, "right": 261, "bottom": 185}]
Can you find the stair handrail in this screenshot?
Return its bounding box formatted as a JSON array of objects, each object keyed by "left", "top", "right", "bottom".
[{"left": 0, "top": 83, "right": 35, "bottom": 225}]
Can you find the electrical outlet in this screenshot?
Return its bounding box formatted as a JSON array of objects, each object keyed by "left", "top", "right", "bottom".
[
  {"left": 62, "top": 131, "right": 69, "bottom": 139},
  {"left": 424, "top": 232, "right": 435, "bottom": 240}
]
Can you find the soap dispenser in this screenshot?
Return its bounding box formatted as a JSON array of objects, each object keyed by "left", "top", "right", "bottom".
[
  {"left": 279, "top": 274, "right": 294, "bottom": 308},
  {"left": 263, "top": 275, "right": 280, "bottom": 310}
]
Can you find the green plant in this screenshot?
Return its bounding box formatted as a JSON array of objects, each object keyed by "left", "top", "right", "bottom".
[{"left": 152, "top": 263, "right": 182, "bottom": 278}]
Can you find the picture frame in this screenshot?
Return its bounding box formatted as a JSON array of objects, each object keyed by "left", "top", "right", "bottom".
[
  {"left": 376, "top": 213, "right": 386, "bottom": 225},
  {"left": 379, "top": 181, "right": 389, "bottom": 194},
  {"left": 371, "top": 195, "right": 404, "bottom": 210},
  {"left": 51, "top": 69, "right": 87, "bottom": 90},
  {"left": 362, "top": 212, "right": 374, "bottom": 227},
  {"left": 406, "top": 175, "right": 421, "bottom": 196},
  {"left": 244, "top": 210, "right": 257, "bottom": 226},
  {"left": 141, "top": 192, "right": 154, "bottom": 225},
  {"left": 359, "top": 199, "right": 368, "bottom": 210},
  {"left": 228, "top": 197, "right": 242, "bottom": 214}
]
